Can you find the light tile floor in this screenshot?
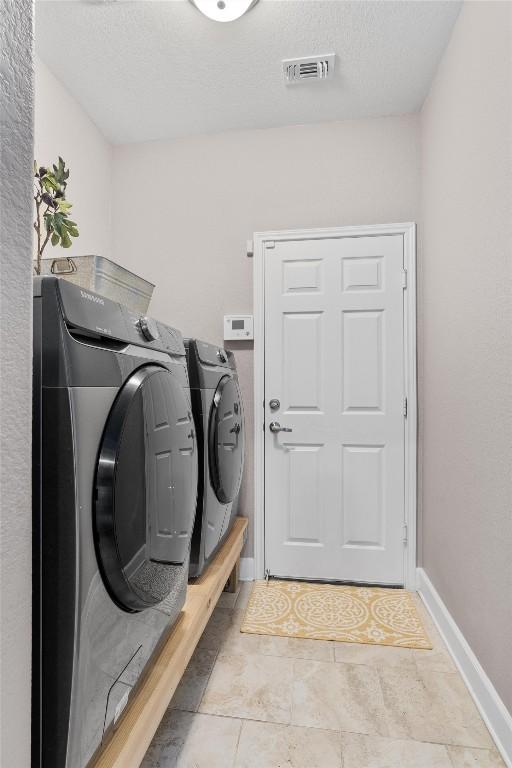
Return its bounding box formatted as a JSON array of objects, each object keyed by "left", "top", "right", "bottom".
[{"left": 141, "top": 582, "right": 505, "bottom": 768}]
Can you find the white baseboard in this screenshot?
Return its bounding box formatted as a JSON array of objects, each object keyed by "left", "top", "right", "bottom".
[
  {"left": 417, "top": 568, "right": 512, "bottom": 767},
  {"left": 239, "top": 557, "right": 255, "bottom": 581}
]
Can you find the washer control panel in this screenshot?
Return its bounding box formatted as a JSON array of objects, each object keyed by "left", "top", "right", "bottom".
[{"left": 57, "top": 279, "right": 184, "bottom": 355}]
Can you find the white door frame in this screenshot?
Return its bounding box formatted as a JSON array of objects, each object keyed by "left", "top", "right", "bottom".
[{"left": 253, "top": 222, "right": 417, "bottom": 589}]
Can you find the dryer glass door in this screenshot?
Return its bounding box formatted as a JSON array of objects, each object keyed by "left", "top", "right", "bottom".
[
  {"left": 209, "top": 376, "right": 245, "bottom": 504},
  {"left": 94, "top": 365, "right": 197, "bottom": 612}
]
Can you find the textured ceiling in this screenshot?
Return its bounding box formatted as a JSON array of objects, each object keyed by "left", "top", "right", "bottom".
[{"left": 35, "top": 0, "right": 461, "bottom": 144}]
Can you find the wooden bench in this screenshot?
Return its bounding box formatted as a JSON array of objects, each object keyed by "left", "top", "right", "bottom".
[{"left": 92, "top": 516, "right": 248, "bottom": 768}]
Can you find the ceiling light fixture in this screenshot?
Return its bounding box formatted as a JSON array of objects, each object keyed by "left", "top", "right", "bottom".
[{"left": 190, "top": 0, "right": 259, "bottom": 23}]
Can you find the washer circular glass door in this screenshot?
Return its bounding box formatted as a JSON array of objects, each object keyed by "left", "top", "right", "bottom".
[
  {"left": 208, "top": 375, "right": 245, "bottom": 504},
  {"left": 94, "top": 365, "right": 197, "bottom": 612}
]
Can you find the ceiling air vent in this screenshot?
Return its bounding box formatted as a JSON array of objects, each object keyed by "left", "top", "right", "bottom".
[{"left": 283, "top": 54, "right": 335, "bottom": 84}]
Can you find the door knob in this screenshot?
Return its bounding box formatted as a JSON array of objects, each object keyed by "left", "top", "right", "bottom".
[{"left": 269, "top": 421, "right": 292, "bottom": 434}]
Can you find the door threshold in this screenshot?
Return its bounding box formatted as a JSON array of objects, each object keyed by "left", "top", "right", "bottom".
[{"left": 265, "top": 575, "right": 405, "bottom": 589}]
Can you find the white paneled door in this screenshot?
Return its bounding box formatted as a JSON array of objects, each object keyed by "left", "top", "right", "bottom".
[{"left": 264, "top": 234, "right": 406, "bottom": 584}]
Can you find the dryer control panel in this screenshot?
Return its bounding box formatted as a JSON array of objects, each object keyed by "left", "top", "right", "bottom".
[{"left": 56, "top": 278, "right": 185, "bottom": 355}]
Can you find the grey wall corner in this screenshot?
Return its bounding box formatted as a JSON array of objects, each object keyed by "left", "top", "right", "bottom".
[{"left": 0, "top": 1, "right": 34, "bottom": 765}]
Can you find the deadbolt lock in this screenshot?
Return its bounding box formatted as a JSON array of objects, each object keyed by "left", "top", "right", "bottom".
[{"left": 269, "top": 398, "right": 280, "bottom": 411}]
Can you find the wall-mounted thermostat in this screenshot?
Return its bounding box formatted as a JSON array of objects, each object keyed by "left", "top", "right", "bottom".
[{"left": 224, "top": 315, "right": 254, "bottom": 341}]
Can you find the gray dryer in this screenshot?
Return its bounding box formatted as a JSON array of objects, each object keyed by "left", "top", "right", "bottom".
[{"left": 185, "top": 339, "right": 245, "bottom": 578}]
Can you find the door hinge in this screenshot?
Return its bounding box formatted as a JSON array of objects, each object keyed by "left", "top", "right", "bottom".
[
  {"left": 265, "top": 568, "right": 270, "bottom": 582},
  {"left": 265, "top": 241, "right": 275, "bottom": 249},
  {"left": 402, "top": 267, "right": 408, "bottom": 289},
  {"left": 402, "top": 523, "right": 408, "bottom": 545},
  {"left": 403, "top": 396, "right": 408, "bottom": 418}
]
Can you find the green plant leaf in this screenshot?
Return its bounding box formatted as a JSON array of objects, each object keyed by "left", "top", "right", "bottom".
[
  {"left": 63, "top": 221, "right": 79, "bottom": 237},
  {"left": 51, "top": 232, "right": 60, "bottom": 247},
  {"left": 52, "top": 212, "right": 64, "bottom": 237},
  {"left": 61, "top": 231, "right": 72, "bottom": 248},
  {"left": 42, "top": 176, "right": 58, "bottom": 192},
  {"left": 43, "top": 212, "right": 53, "bottom": 232}
]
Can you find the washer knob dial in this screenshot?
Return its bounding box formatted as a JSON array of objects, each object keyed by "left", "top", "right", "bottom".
[
  {"left": 217, "top": 349, "right": 227, "bottom": 363},
  {"left": 138, "top": 316, "right": 159, "bottom": 342}
]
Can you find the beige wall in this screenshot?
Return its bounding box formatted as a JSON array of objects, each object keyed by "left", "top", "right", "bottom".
[
  {"left": 35, "top": 56, "right": 112, "bottom": 261},
  {"left": 112, "top": 115, "right": 421, "bottom": 555},
  {"left": 0, "top": 1, "right": 34, "bottom": 765},
  {"left": 420, "top": 0, "right": 512, "bottom": 711}
]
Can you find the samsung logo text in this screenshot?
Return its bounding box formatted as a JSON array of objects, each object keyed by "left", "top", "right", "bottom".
[{"left": 80, "top": 290, "right": 104, "bottom": 306}]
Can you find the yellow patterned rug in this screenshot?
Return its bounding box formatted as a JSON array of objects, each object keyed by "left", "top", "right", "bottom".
[{"left": 240, "top": 580, "right": 432, "bottom": 649}]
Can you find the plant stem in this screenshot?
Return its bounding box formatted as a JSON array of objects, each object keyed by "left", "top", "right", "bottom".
[
  {"left": 34, "top": 195, "right": 41, "bottom": 275},
  {"left": 34, "top": 190, "right": 52, "bottom": 275},
  {"left": 40, "top": 228, "right": 51, "bottom": 261}
]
